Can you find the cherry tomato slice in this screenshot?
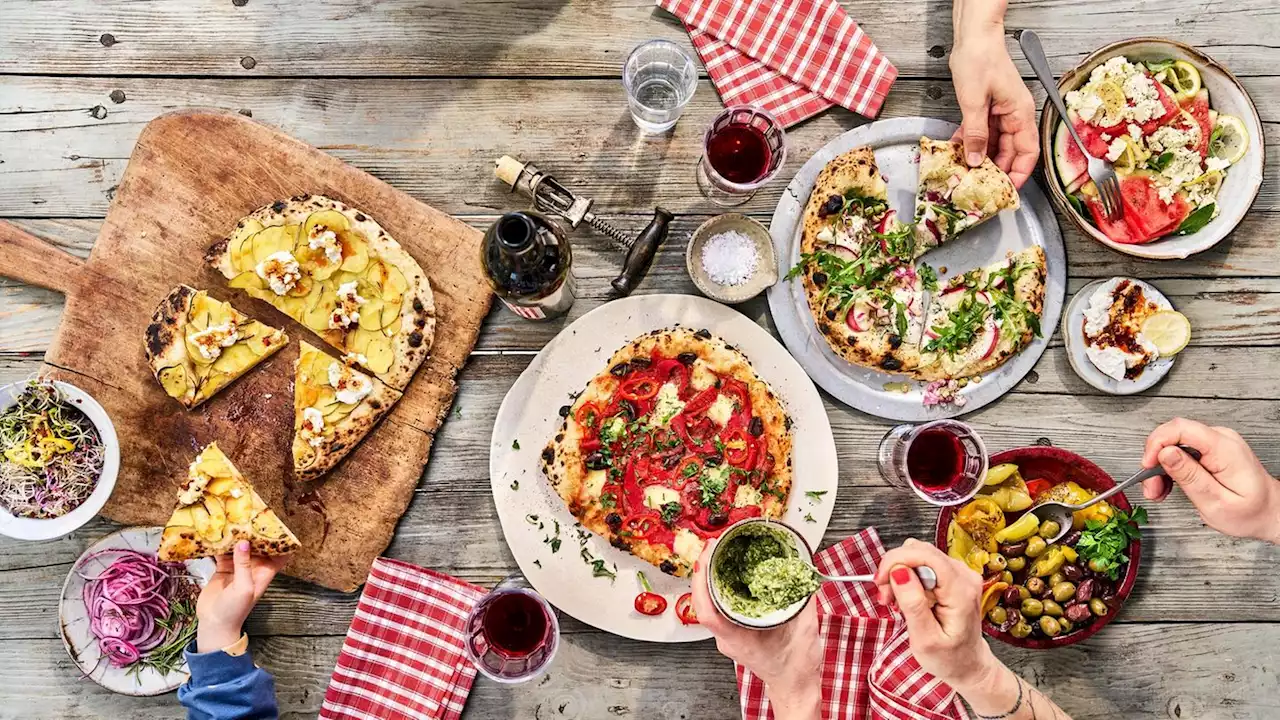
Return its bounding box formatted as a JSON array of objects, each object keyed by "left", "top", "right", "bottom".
[
  {"left": 635, "top": 592, "right": 668, "bottom": 616},
  {"left": 675, "top": 593, "right": 698, "bottom": 625}
]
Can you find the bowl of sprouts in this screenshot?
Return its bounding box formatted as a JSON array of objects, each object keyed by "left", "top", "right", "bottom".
[{"left": 0, "top": 379, "right": 119, "bottom": 540}]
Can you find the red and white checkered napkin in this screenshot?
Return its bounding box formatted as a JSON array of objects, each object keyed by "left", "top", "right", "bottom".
[
  {"left": 736, "top": 529, "right": 970, "bottom": 720},
  {"left": 320, "top": 558, "right": 487, "bottom": 720},
  {"left": 655, "top": 0, "right": 898, "bottom": 126}
]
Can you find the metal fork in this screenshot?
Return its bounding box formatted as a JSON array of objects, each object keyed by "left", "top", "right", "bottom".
[{"left": 1018, "top": 29, "right": 1123, "bottom": 221}]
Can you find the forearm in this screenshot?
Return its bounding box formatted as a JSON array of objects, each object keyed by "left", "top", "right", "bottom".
[
  {"left": 953, "top": 0, "right": 1008, "bottom": 42},
  {"left": 955, "top": 660, "right": 1073, "bottom": 720}
]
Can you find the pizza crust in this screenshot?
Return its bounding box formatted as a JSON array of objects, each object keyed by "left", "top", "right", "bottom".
[
  {"left": 541, "top": 327, "right": 793, "bottom": 578},
  {"left": 205, "top": 194, "right": 435, "bottom": 390}
]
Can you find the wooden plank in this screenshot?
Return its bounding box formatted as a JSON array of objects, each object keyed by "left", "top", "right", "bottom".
[
  {"left": 1, "top": 76, "right": 1277, "bottom": 218},
  {"left": 0, "top": 0, "right": 1277, "bottom": 79},
  {"left": 0, "top": 625, "right": 1275, "bottom": 719}
]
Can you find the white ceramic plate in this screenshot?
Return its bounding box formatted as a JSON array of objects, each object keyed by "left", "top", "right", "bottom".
[
  {"left": 0, "top": 380, "right": 119, "bottom": 541},
  {"left": 489, "top": 294, "right": 838, "bottom": 642},
  {"left": 1039, "top": 38, "right": 1266, "bottom": 259},
  {"left": 766, "top": 117, "right": 1067, "bottom": 422},
  {"left": 59, "top": 527, "right": 215, "bottom": 696},
  {"left": 1062, "top": 278, "right": 1175, "bottom": 394}
]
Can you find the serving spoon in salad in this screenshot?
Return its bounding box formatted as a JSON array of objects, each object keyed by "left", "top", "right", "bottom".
[{"left": 1028, "top": 445, "right": 1201, "bottom": 544}]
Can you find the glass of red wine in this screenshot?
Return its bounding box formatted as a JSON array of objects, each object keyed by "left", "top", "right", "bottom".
[
  {"left": 696, "top": 105, "right": 787, "bottom": 207},
  {"left": 463, "top": 575, "right": 559, "bottom": 684},
  {"left": 877, "top": 420, "right": 988, "bottom": 506}
]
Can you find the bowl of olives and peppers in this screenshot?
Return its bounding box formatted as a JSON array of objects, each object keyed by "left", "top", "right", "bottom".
[{"left": 934, "top": 446, "right": 1144, "bottom": 649}]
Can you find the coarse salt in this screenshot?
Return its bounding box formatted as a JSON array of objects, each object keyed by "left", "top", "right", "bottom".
[{"left": 699, "top": 230, "right": 759, "bottom": 287}]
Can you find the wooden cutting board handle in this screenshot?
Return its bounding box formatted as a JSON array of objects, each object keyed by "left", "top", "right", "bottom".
[{"left": 0, "top": 220, "right": 84, "bottom": 295}]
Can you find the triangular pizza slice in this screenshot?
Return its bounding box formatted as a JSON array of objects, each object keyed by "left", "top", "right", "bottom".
[
  {"left": 292, "top": 341, "right": 402, "bottom": 482},
  {"left": 912, "top": 137, "right": 1020, "bottom": 255},
  {"left": 145, "top": 285, "right": 288, "bottom": 409},
  {"left": 159, "top": 443, "right": 300, "bottom": 561}
]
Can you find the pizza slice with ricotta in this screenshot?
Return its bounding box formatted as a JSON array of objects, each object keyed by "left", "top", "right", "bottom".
[
  {"left": 913, "top": 138, "right": 1020, "bottom": 253},
  {"left": 145, "top": 285, "right": 288, "bottom": 409},
  {"left": 159, "top": 442, "right": 300, "bottom": 561},
  {"left": 293, "top": 341, "right": 402, "bottom": 482},
  {"left": 541, "top": 327, "right": 793, "bottom": 578}
]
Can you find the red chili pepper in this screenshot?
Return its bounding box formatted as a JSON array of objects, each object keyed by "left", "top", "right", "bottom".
[
  {"left": 675, "top": 593, "right": 698, "bottom": 625},
  {"left": 619, "top": 377, "right": 661, "bottom": 402},
  {"left": 1025, "top": 478, "right": 1052, "bottom": 498},
  {"left": 719, "top": 379, "right": 752, "bottom": 416},
  {"left": 624, "top": 514, "right": 660, "bottom": 540},
  {"left": 634, "top": 571, "right": 668, "bottom": 616},
  {"left": 671, "top": 414, "right": 716, "bottom": 454},
  {"left": 682, "top": 386, "right": 719, "bottom": 417},
  {"left": 574, "top": 402, "right": 601, "bottom": 429},
  {"left": 722, "top": 428, "right": 756, "bottom": 468},
  {"left": 653, "top": 359, "right": 689, "bottom": 395},
  {"left": 674, "top": 455, "right": 704, "bottom": 487}
]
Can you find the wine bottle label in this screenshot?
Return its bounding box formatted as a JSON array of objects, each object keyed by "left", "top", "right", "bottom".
[{"left": 500, "top": 273, "right": 577, "bottom": 321}]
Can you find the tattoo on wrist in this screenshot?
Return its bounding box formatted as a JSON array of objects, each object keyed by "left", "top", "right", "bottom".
[{"left": 973, "top": 677, "right": 1023, "bottom": 719}]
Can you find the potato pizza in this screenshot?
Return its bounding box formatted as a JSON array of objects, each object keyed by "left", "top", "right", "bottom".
[{"left": 541, "top": 327, "right": 793, "bottom": 578}]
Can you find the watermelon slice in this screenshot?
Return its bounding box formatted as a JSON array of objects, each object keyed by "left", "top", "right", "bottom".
[
  {"left": 1085, "top": 196, "right": 1142, "bottom": 244},
  {"left": 1118, "top": 174, "right": 1190, "bottom": 240},
  {"left": 1138, "top": 76, "right": 1180, "bottom": 136},
  {"left": 1180, "top": 89, "right": 1212, "bottom": 158},
  {"left": 1054, "top": 121, "right": 1090, "bottom": 193},
  {"left": 1069, "top": 109, "right": 1115, "bottom": 159}
]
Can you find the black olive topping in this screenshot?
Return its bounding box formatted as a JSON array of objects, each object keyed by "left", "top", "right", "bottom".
[
  {"left": 558, "top": 405, "right": 572, "bottom": 417},
  {"left": 888, "top": 334, "right": 902, "bottom": 349},
  {"left": 818, "top": 194, "right": 843, "bottom": 217},
  {"left": 585, "top": 452, "right": 609, "bottom": 470},
  {"left": 707, "top": 511, "right": 729, "bottom": 528},
  {"left": 694, "top": 328, "right": 712, "bottom": 340},
  {"left": 881, "top": 357, "right": 903, "bottom": 371},
  {"left": 629, "top": 357, "right": 652, "bottom": 369},
  {"left": 610, "top": 362, "right": 631, "bottom": 377},
  {"left": 812, "top": 271, "right": 828, "bottom": 287},
  {"left": 677, "top": 352, "right": 697, "bottom": 365},
  {"left": 704, "top": 455, "right": 723, "bottom": 467},
  {"left": 749, "top": 417, "right": 764, "bottom": 436},
  {"left": 659, "top": 559, "right": 678, "bottom": 575},
  {"left": 605, "top": 513, "right": 622, "bottom": 530},
  {"left": 618, "top": 399, "right": 637, "bottom": 420}
]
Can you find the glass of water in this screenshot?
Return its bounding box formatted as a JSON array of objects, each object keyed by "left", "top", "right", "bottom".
[{"left": 623, "top": 39, "right": 698, "bottom": 133}]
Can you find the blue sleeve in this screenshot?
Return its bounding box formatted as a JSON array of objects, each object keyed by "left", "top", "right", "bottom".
[{"left": 177, "top": 639, "right": 279, "bottom": 720}]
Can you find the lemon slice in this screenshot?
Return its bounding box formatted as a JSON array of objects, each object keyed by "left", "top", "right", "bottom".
[
  {"left": 1209, "top": 114, "right": 1249, "bottom": 166},
  {"left": 1142, "top": 311, "right": 1191, "bottom": 357},
  {"left": 1095, "top": 81, "right": 1127, "bottom": 126},
  {"left": 1111, "top": 136, "right": 1147, "bottom": 175},
  {"left": 1164, "top": 61, "right": 1202, "bottom": 101},
  {"left": 1184, "top": 169, "right": 1224, "bottom": 197}
]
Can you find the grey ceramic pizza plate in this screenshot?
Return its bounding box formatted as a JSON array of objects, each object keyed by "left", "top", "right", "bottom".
[
  {"left": 766, "top": 117, "right": 1067, "bottom": 421},
  {"left": 1062, "top": 278, "right": 1174, "bottom": 395}
]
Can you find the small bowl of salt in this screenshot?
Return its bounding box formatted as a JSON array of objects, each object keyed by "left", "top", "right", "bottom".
[{"left": 686, "top": 214, "right": 778, "bottom": 304}]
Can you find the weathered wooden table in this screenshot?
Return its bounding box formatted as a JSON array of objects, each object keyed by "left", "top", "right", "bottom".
[{"left": 2, "top": 2, "right": 1278, "bottom": 718}]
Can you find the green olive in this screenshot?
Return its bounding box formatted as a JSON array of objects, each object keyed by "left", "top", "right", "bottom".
[
  {"left": 1057, "top": 617, "right": 1074, "bottom": 634},
  {"left": 1007, "top": 556, "right": 1027, "bottom": 572},
  {"left": 1049, "top": 572, "right": 1067, "bottom": 587},
  {"left": 1025, "top": 536, "right": 1048, "bottom": 558},
  {"left": 1000, "top": 570, "right": 1014, "bottom": 585},
  {"left": 1039, "top": 616, "right": 1062, "bottom": 637},
  {"left": 1020, "top": 598, "right": 1044, "bottom": 618},
  {"left": 988, "top": 606, "right": 1008, "bottom": 625},
  {"left": 1090, "top": 598, "right": 1110, "bottom": 617},
  {"left": 1010, "top": 621, "right": 1033, "bottom": 639},
  {"left": 1038, "top": 520, "right": 1061, "bottom": 539},
  {"left": 1042, "top": 599, "right": 1064, "bottom": 617},
  {"left": 986, "top": 553, "right": 1008, "bottom": 573},
  {"left": 1025, "top": 577, "right": 1047, "bottom": 595},
  {"left": 1088, "top": 558, "right": 1110, "bottom": 573},
  {"left": 1017, "top": 586, "right": 1031, "bottom": 601},
  {"left": 1052, "top": 582, "right": 1076, "bottom": 603}
]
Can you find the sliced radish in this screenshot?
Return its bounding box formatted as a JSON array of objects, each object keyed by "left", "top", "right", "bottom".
[
  {"left": 942, "top": 284, "right": 967, "bottom": 295},
  {"left": 907, "top": 296, "right": 919, "bottom": 316},
  {"left": 981, "top": 322, "right": 1001, "bottom": 360},
  {"left": 975, "top": 290, "right": 991, "bottom": 305},
  {"left": 822, "top": 243, "right": 858, "bottom": 262},
  {"left": 875, "top": 210, "right": 898, "bottom": 234},
  {"left": 925, "top": 328, "right": 939, "bottom": 340},
  {"left": 991, "top": 276, "right": 1006, "bottom": 289},
  {"left": 846, "top": 302, "right": 871, "bottom": 332}
]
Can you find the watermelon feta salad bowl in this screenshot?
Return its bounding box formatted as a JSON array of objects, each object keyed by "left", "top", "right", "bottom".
[{"left": 1039, "top": 39, "right": 1264, "bottom": 260}]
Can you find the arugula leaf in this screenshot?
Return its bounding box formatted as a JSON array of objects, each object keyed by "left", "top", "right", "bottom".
[
  {"left": 924, "top": 292, "right": 989, "bottom": 356},
  {"left": 1076, "top": 506, "right": 1146, "bottom": 580},
  {"left": 919, "top": 263, "right": 939, "bottom": 292},
  {"left": 895, "top": 302, "right": 908, "bottom": 338},
  {"left": 1175, "top": 204, "right": 1215, "bottom": 236}
]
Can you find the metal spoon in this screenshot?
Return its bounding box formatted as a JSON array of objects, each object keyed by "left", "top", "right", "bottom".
[
  {"left": 805, "top": 562, "right": 938, "bottom": 591},
  {"left": 1028, "top": 445, "right": 1201, "bottom": 544}
]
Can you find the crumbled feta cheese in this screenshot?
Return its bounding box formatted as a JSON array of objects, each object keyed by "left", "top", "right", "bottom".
[
  {"left": 643, "top": 485, "right": 681, "bottom": 510},
  {"left": 1105, "top": 138, "right": 1128, "bottom": 162},
  {"left": 706, "top": 394, "right": 736, "bottom": 426},
  {"left": 733, "top": 484, "right": 763, "bottom": 508},
  {"left": 255, "top": 251, "right": 301, "bottom": 296},
  {"left": 1101, "top": 133, "right": 1113, "bottom": 143},
  {"left": 1157, "top": 147, "right": 1205, "bottom": 198},
  {"left": 307, "top": 227, "right": 343, "bottom": 266},
  {"left": 1066, "top": 89, "right": 1104, "bottom": 123},
  {"left": 178, "top": 469, "right": 211, "bottom": 506},
  {"left": 1123, "top": 73, "right": 1163, "bottom": 123},
  {"left": 1204, "top": 156, "right": 1230, "bottom": 173},
  {"left": 189, "top": 322, "right": 240, "bottom": 361},
  {"left": 301, "top": 407, "right": 326, "bottom": 447},
  {"left": 815, "top": 227, "right": 835, "bottom": 243},
  {"left": 1148, "top": 124, "right": 1198, "bottom": 154},
  {"left": 1127, "top": 123, "right": 1144, "bottom": 142},
  {"left": 329, "top": 280, "right": 367, "bottom": 330},
  {"left": 328, "top": 362, "right": 373, "bottom": 404},
  {"left": 1086, "top": 345, "right": 1130, "bottom": 381}
]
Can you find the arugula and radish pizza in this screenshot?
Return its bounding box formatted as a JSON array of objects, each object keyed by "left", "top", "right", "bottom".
[{"left": 540, "top": 327, "right": 794, "bottom": 578}]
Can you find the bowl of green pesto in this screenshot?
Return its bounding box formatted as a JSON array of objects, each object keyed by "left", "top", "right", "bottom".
[{"left": 708, "top": 519, "right": 821, "bottom": 628}]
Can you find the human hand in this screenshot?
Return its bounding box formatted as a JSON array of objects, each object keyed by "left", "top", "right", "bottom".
[
  {"left": 949, "top": 1, "right": 1039, "bottom": 187},
  {"left": 195, "top": 541, "right": 291, "bottom": 653},
  {"left": 1142, "top": 418, "right": 1280, "bottom": 544},
  {"left": 873, "top": 539, "right": 999, "bottom": 692},
  {"left": 690, "top": 543, "right": 821, "bottom": 720}
]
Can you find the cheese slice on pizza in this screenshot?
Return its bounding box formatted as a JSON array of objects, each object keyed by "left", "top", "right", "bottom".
[
  {"left": 144, "top": 285, "right": 288, "bottom": 409},
  {"left": 913, "top": 138, "right": 1020, "bottom": 253},
  {"left": 159, "top": 443, "right": 300, "bottom": 561},
  {"left": 292, "top": 341, "right": 401, "bottom": 482}
]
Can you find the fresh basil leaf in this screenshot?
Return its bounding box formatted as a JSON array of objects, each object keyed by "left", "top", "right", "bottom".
[
  {"left": 1175, "top": 204, "right": 1215, "bottom": 236},
  {"left": 1147, "top": 151, "right": 1175, "bottom": 172}
]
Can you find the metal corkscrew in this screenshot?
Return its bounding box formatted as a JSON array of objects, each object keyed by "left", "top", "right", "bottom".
[{"left": 494, "top": 155, "right": 672, "bottom": 296}]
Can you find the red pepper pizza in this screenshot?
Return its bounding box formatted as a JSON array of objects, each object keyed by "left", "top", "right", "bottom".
[{"left": 541, "top": 327, "right": 794, "bottom": 578}]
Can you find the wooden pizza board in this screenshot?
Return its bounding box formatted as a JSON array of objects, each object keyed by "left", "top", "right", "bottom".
[{"left": 0, "top": 110, "right": 491, "bottom": 591}]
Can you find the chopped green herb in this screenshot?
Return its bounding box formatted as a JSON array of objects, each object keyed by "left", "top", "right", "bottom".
[
  {"left": 510, "top": 480, "right": 519, "bottom": 491},
  {"left": 682, "top": 462, "right": 700, "bottom": 478},
  {"left": 1076, "top": 506, "right": 1146, "bottom": 580},
  {"left": 919, "top": 263, "right": 939, "bottom": 292},
  {"left": 804, "top": 512, "right": 816, "bottom": 523},
  {"left": 660, "top": 501, "right": 682, "bottom": 527},
  {"left": 533, "top": 559, "right": 542, "bottom": 568},
  {"left": 525, "top": 514, "right": 540, "bottom": 525},
  {"left": 549, "top": 537, "right": 562, "bottom": 553},
  {"left": 512, "top": 439, "right": 520, "bottom": 450},
  {"left": 804, "top": 490, "right": 828, "bottom": 503},
  {"left": 601, "top": 493, "right": 617, "bottom": 509}
]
